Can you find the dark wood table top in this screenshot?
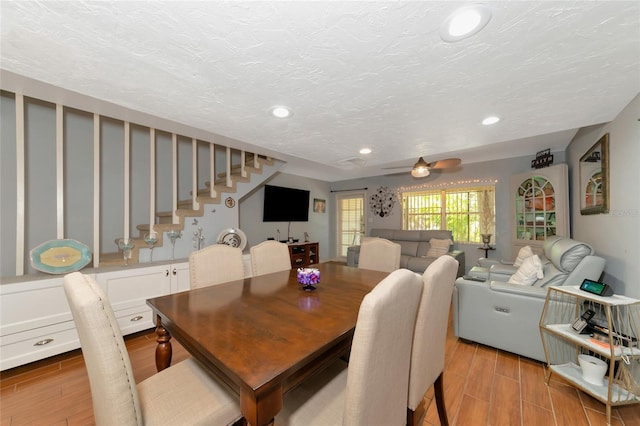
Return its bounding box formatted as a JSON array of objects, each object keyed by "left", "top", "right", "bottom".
[{"left": 146, "top": 262, "right": 389, "bottom": 426}]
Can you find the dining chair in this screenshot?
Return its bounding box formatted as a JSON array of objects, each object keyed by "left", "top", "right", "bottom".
[
  {"left": 250, "top": 240, "right": 291, "bottom": 276},
  {"left": 189, "top": 244, "right": 245, "bottom": 289},
  {"left": 357, "top": 237, "right": 401, "bottom": 272},
  {"left": 276, "top": 268, "right": 423, "bottom": 426},
  {"left": 63, "top": 271, "right": 242, "bottom": 426},
  {"left": 407, "top": 255, "right": 459, "bottom": 426}
]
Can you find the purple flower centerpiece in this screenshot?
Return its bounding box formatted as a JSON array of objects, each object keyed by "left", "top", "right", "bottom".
[{"left": 297, "top": 267, "right": 320, "bottom": 291}]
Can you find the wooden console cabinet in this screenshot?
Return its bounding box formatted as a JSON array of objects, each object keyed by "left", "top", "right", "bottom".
[{"left": 288, "top": 242, "right": 319, "bottom": 268}]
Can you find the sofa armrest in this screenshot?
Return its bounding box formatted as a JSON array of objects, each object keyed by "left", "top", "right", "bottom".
[
  {"left": 477, "top": 258, "right": 500, "bottom": 268},
  {"left": 489, "top": 281, "right": 548, "bottom": 299},
  {"left": 488, "top": 263, "right": 518, "bottom": 281},
  {"left": 448, "top": 250, "right": 465, "bottom": 277}
]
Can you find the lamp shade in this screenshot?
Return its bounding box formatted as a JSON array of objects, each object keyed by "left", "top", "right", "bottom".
[{"left": 411, "top": 157, "right": 431, "bottom": 178}]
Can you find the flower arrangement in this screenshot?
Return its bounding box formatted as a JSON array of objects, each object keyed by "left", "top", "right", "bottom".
[{"left": 297, "top": 268, "right": 320, "bottom": 290}]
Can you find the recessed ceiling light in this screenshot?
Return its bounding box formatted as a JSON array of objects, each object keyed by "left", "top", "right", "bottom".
[
  {"left": 440, "top": 4, "right": 492, "bottom": 42},
  {"left": 271, "top": 106, "right": 291, "bottom": 118},
  {"left": 359, "top": 148, "right": 372, "bottom": 155},
  {"left": 482, "top": 116, "right": 500, "bottom": 125}
]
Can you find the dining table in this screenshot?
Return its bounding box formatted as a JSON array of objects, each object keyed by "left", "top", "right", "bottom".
[{"left": 146, "top": 261, "right": 389, "bottom": 426}]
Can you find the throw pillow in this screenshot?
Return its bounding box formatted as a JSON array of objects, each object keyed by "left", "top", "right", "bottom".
[
  {"left": 513, "top": 245, "right": 535, "bottom": 267},
  {"left": 508, "top": 254, "right": 544, "bottom": 285},
  {"left": 426, "top": 238, "right": 452, "bottom": 257}
]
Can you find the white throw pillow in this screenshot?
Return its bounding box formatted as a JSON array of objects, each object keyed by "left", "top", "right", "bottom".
[
  {"left": 513, "top": 245, "right": 535, "bottom": 267},
  {"left": 508, "top": 254, "right": 544, "bottom": 285},
  {"left": 426, "top": 238, "right": 452, "bottom": 257}
]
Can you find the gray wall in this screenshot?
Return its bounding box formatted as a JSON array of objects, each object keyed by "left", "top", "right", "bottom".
[
  {"left": 239, "top": 173, "right": 332, "bottom": 262},
  {"left": 566, "top": 93, "right": 640, "bottom": 298}
]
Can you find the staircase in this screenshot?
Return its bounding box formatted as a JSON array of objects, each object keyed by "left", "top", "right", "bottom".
[{"left": 99, "top": 154, "right": 275, "bottom": 267}]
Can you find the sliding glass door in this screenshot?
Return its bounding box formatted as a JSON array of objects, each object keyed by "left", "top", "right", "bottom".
[{"left": 336, "top": 192, "right": 365, "bottom": 258}]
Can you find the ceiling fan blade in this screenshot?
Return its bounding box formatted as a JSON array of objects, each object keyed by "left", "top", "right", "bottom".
[
  {"left": 427, "top": 158, "right": 461, "bottom": 169},
  {"left": 381, "top": 165, "right": 412, "bottom": 170}
]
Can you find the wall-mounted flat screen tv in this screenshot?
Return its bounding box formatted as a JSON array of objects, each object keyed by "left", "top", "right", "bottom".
[{"left": 263, "top": 185, "right": 310, "bottom": 222}]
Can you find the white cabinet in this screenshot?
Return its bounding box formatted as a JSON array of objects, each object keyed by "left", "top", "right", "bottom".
[
  {"left": 0, "top": 275, "right": 82, "bottom": 370},
  {"left": 510, "top": 163, "right": 569, "bottom": 258},
  {"left": 0, "top": 261, "right": 189, "bottom": 371},
  {"left": 170, "top": 262, "right": 191, "bottom": 293},
  {"left": 95, "top": 265, "right": 172, "bottom": 335},
  {"left": 540, "top": 286, "right": 640, "bottom": 425}
]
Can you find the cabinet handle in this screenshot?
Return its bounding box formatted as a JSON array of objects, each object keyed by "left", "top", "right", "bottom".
[
  {"left": 172, "top": 268, "right": 177, "bottom": 276},
  {"left": 130, "top": 316, "right": 144, "bottom": 322},
  {"left": 34, "top": 338, "right": 54, "bottom": 346},
  {"left": 165, "top": 269, "right": 170, "bottom": 277},
  {"left": 494, "top": 306, "right": 510, "bottom": 313}
]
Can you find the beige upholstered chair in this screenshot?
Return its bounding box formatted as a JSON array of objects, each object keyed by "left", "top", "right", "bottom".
[
  {"left": 276, "top": 268, "right": 423, "bottom": 426},
  {"left": 189, "top": 244, "right": 244, "bottom": 289},
  {"left": 63, "top": 272, "right": 241, "bottom": 426},
  {"left": 407, "top": 255, "right": 459, "bottom": 426},
  {"left": 250, "top": 240, "right": 291, "bottom": 276},
  {"left": 357, "top": 237, "right": 401, "bottom": 273}
]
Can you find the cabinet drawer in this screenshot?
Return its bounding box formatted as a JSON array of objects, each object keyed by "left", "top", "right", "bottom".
[
  {"left": 1, "top": 277, "right": 73, "bottom": 336},
  {"left": 0, "top": 322, "right": 79, "bottom": 371},
  {"left": 114, "top": 306, "right": 155, "bottom": 335}
]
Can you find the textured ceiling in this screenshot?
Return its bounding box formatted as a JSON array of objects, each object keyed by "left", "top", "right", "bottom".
[{"left": 1, "top": 1, "right": 639, "bottom": 181}]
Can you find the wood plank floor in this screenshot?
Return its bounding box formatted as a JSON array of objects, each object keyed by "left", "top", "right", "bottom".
[{"left": 2, "top": 315, "right": 639, "bottom": 426}]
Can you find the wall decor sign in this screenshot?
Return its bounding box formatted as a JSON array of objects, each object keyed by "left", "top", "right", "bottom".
[
  {"left": 531, "top": 149, "right": 554, "bottom": 169},
  {"left": 370, "top": 186, "right": 396, "bottom": 217}
]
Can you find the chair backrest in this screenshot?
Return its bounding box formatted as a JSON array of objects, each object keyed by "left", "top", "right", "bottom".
[
  {"left": 63, "top": 272, "right": 142, "bottom": 426},
  {"left": 343, "top": 268, "right": 423, "bottom": 426},
  {"left": 189, "top": 244, "right": 244, "bottom": 289},
  {"left": 250, "top": 240, "right": 291, "bottom": 276},
  {"left": 358, "top": 237, "right": 401, "bottom": 273},
  {"left": 407, "top": 255, "right": 459, "bottom": 411}
]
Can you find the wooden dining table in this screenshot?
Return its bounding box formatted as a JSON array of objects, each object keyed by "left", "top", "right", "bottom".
[{"left": 146, "top": 262, "right": 389, "bottom": 426}]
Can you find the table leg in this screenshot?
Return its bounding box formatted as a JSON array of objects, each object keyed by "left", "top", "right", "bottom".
[
  {"left": 240, "top": 384, "right": 282, "bottom": 426},
  {"left": 154, "top": 314, "right": 172, "bottom": 372}
]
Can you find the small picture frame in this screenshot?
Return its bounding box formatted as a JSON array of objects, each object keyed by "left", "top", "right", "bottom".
[{"left": 313, "top": 198, "right": 326, "bottom": 213}]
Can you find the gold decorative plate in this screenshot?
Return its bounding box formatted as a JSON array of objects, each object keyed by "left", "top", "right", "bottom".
[{"left": 30, "top": 239, "right": 92, "bottom": 274}]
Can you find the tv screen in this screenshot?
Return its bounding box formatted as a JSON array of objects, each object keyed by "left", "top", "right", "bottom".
[{"left": 263, "top": 185, "right": 310, "bottom": 222}]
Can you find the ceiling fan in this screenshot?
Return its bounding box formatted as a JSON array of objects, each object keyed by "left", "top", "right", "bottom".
[{"left": 383, "top": 157, "right": 462, "bottom": 178}]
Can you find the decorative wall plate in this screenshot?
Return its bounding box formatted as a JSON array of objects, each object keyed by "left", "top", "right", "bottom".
[
  {"left": 225, "top": 197, "right": 235, "bottom": 208},
  {"left": 30, "top": 239, "right": 92, "bottom": 274},
  {"left": 216, "top": 228, "right": 247, "bottom": 251}
]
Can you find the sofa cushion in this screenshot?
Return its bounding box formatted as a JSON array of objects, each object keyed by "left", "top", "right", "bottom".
[
  {"left": 513, "top": 246, "right": 535, "bottom": 267},
  {"left": 508, "top": 255, "right": 544, "bottom": 285},
  {"left": 426, "top": 238, "right": 452, "bottom": 257},
  {"left": 397, "top": 241, "right": 420, "bottom": 257}
]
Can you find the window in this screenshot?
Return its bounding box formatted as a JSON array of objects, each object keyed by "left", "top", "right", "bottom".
[
  {"left": 402, "top": 186, "right": 494, "bottom": 244},
  {"left": 336, "top": 193, "right": 365, "bottom": 257}
]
